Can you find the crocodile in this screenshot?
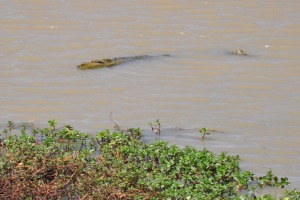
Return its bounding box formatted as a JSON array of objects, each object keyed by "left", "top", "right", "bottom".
[
  {"left": 232, "top": 49, "right": 247, "bottom": 56},
  {"left": 77, "top": 54, "right": 170, "bottom": 69}
]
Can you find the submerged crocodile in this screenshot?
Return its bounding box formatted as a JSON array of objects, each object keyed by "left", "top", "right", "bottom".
[
  {"left": 232, "top": 49, "right": 247, "bottom": 56},
  {"left": 77, "top": 54, "right": 170, "bottom": 69}
]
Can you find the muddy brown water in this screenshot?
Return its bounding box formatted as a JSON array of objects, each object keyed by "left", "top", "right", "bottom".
[{"left": 1, "top": 0, "right": 300, "bottom": 190}]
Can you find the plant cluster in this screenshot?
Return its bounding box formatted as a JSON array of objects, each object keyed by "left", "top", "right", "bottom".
[
  {"left": 0, "top": 120, "right": 299, "bottom": 199},
  {"left": 198, "top": 128, "right": 211, "bottom": 141},
  {"left": 149, "top": 119, "right": 161, "bottom": 136}
]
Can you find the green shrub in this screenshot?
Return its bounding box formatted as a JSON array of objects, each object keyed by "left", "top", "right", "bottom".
[{"left": 0, "top": 120, "right": 298, "bottom": 199}]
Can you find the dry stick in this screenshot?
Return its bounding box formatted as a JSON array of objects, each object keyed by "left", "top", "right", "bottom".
[
  {"left": 80, "top": 193, "right": 89, "bottom": 200},
  {"left": 109, "top": 112, "right": 120, "bottom": 131},
  {"left": 64, "top": 169, "right": 78, "bottom": 187},
  {"left": 31, "top": 167, "right": 44, "bottom": 179},
  {"left": 0, "top": 180, "right": 9, "bottom": 193},
  {"left": 95, "top": 138, "right": 101, "bottom": 146}
]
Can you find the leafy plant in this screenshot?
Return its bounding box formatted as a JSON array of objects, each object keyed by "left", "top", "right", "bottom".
[
  {"left": 198, "top": 127, "right": 211, "bottom": 141},
  {"left": 0, "top": 120, "right": 298, "bottom": 199},
  {"left": 281, "top": 189, "right": 300, "bottom": 200},
  {"left": 7, "top": 120, "right": 15, "bottom": 133},
  {"left": 255, "top": 170, "right": 289, "bottom": 188},
  {"left": 2, "top": 129, "right": 9, "bottom": 138},
  {"left": 20, "top": 124, "right": 27, "bottom": 135},
  {"left": 48, "top": 119, "right": 57, "bottom": 130},
  {"left": 149, "top": 118, "right": 161, "bottom": 135}
]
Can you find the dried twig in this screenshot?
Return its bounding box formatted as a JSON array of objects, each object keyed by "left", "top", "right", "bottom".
[{"left": 109, "top": 112, "right": 120, "bottom": 131}]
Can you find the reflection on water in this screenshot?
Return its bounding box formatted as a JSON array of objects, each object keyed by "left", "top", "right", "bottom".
[{"left": 1, "top": 0, "right": 300, "bottom": 189}]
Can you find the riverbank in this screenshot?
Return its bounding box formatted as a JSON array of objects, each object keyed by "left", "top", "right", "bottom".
[{"left": 0, "top": 120, "right": 299, "bottom": 199}]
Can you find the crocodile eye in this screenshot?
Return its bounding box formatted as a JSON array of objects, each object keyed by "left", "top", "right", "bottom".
[
  {"left": 91, "top": 60, "right": 104, "bottom": 64},
  {"left": 102, "top": 59, "right": 113, "bottom": 62}
]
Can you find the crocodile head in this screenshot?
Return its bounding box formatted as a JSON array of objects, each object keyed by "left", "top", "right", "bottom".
[
  {"left": 232, "top": 49, "right": 247, "bottom": 56},
  {"left": 77, "top": 58, "right": 123, "bottom": 69}
]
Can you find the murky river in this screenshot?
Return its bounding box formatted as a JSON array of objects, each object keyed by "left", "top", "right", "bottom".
[{"left": 1, "top": 0, "right": 300, "bottom": 190}]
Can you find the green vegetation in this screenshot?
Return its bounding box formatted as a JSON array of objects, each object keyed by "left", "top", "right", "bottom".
[
  {"left": 198, "top": 127, "right": 211, "bottom": 141},
  {"left": 0, "top": 120, "right": 299, "bottom": 199},
  {"left": 149, "top": 118, "right": 161, "bottom": 136}
]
